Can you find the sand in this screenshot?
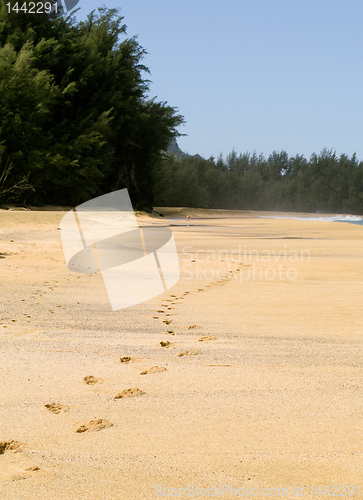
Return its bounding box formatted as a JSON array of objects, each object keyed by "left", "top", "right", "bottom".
[{"left": 1, "top": 207, "right": 363, "bottom": 499}]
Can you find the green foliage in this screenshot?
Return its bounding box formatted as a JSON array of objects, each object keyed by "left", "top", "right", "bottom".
[
  {"left": 154, "top": 148, "right": 363, "bottom": 214},
  {"left": 0, "top": 4, "right": 183, "bottom": 208},
  {"left": 2, "top": 2, "right": 361, "bottom": 214}
]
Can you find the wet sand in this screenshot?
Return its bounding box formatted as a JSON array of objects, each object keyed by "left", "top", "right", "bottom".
[{"left": 1, "top": 208, "right": 363, "bottom": 499}]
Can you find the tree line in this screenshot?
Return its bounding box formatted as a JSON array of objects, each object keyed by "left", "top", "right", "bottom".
[
  {"left": 0, "top": 1, "right": 183, "bottom": 209},
  {"left": 153, "top": 148, "right": 363, "bottom": 213},
  {"left": 1, "top": 2, "right": 362, "bottom": 214}
]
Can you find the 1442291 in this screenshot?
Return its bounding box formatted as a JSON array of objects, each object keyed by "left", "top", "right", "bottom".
[{"left": 5, "top": 2, "right": 59, "bottom": 14}]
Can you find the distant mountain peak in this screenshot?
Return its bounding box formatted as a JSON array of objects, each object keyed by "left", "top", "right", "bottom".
[{"left": 167, "top": 138, "right": 202, "bottom": 159}]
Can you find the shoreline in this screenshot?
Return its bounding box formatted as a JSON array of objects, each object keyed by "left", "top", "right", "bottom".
[{"left": 1, "top": 204, "right": 362, "bottom": 219}]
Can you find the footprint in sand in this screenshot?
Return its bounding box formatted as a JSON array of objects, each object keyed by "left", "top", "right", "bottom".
[
  {"left": 11, "top": 475, "right": 27, "bottom": 482},
  {"left": 44, "top": 403, "right": 70, "bottom": 414},
  {"left": 206, "top": 364, "right": 232, "bottom": 367},
  {"left": 114, "top": 388, "right": 146, "bottom": 399},
  {"left": 160, "top": 341, "right": 173, "bottom": 348},
  {"left": 198, "top": 336, "right": 217, "bottom": 342},
  {"left": 188, "top": 325, "right": 199, "bottom": 330},
  {"left": 140, "top": 366, "right": 167, "bottom": 375},
  {"left": 157, "top": 310, "right": 164, "bottom": 313},
  {"left": 24, "top": 465, "right": 40, "bottom": 472},
  {"left": 163, "top": 320, "right": 172, "bottom": 325},
  {"left": 0, "top": 441, "right": 24, "bottom": 454},
  {"left": 83, "top": 375, "right": 103, "bottom": 385},
  {"left": 177, "top": 349, "right": 199, "bottom": 357},
  {"left": 76, "top": 419, "right": 113, "bottom": 433},
  {"left": 25, "top": 466, "right": 40, "bottom": 472},
  {"left": 119, "top": 356, "right": 132, "bottom": 363},
  {"left": 163, "top": 330, "right": 175, "bottom": 335}
]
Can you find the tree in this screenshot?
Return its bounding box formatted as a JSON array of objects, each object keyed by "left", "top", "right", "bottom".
[
  {"left": 0, "top": 147, "right": 33, "bottom": 203},
  {"left": 0, "top": 4, "right": 184, "bottom": 208}
]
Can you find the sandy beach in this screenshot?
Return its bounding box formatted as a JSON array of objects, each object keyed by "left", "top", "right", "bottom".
[{"left": 1, "top": 207, "right": 363, "bottom": 499}]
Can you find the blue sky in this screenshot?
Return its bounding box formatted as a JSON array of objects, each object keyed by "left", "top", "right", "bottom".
[{"left": 71, "top": 0, "right": 363, "bottom": 161}]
